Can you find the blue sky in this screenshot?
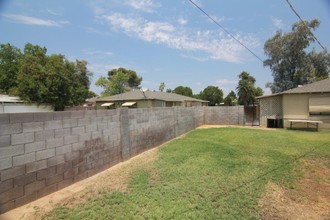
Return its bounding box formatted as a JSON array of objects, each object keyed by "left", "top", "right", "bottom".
[{"left": 1, "top": 0, "right": 329, "bottom": 96}]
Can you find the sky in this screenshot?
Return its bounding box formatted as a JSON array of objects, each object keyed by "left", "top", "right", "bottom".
[{"left": 1, "top": 0, "right": 329, "bottom": 96}]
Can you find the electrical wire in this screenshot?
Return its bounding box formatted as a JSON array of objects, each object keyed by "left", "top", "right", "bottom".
[
  {"left": 285, "top": 0, "right": 327, "bottom": 51},
  {"left": 188, "top": 0, "right": 264, "bottom": 63}
]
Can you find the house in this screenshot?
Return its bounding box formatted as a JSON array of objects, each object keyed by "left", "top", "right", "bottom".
[
  {"left": 94, "top": 90, "right": 208, "bottom": 109},
  {"left": 0, "top": 95, "right": 53, "bottom": 113},
  {"left": 257, "top": 78, "right": 330, "bottom": 130}
]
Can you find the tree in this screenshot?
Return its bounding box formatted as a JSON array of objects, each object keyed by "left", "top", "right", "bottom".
[
  {"left": 264, "top": 19, "right": 330, "bottom": 93},
  {"left": 199, "top": 86, "right": 223, "bottom": 106},
  {"left": 254, "top": 87, "right": 264, "bottom": 97},
  {"left": 96, "top": 67, "right": 142, "bottom": 97},
  {"left": 16, "top": 43, "right": 91, "bottom": 110},
  {"left": 224, "top": 91, "right": 237, "bottom": 106},
  {"left": 96, "top": 71, "right": 131, "bottom": 97},
  {"left": 173, "top": 86, "right": 193, "bottom": 97},
  {"left": 166, "top": 88, "right": 172, "bottom": 93},
  {"left": 236, "top": 71, "right": 263, "bottom": 106},
  {"left": 0, "top": 43, "right": 22, "bottom": 94},
  {"left": 159, "top": 82, "right": 165, "bottom": 92},
  {"left": 87, "top": 90, "right": 98, "bottom": 98},
  {"left": 108, "top": 67, "right": 142, "bottom": 89}
]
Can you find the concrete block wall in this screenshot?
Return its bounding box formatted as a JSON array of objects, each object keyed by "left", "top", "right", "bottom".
[
  {"left": 204, "top": 106, "right": 244, "bottom": 125},
  {"left": 0, "top": 106, "right": 244, "bottom": 213},
  {"left": 0, "top": 110, "right": 122, "bottom": 213}
]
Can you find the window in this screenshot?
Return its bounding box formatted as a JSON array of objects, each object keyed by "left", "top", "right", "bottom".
[{"left": 309, "top": 97, "right": 330, "bottom": 115}]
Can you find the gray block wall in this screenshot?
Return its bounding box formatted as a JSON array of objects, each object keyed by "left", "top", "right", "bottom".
[
  {"left": 204, "top": 106, "right": 245, "bottom": 125},
  {"left": 0, "top": 106, "right": 244, "bottom": 213}
]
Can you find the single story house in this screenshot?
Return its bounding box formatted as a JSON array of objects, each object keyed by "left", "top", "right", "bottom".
[
  {"left": 0, "top": 95, "right": 53, "bottom": 113},
  {"left": 257, "top": 78, "right": 330, "bottom": 130},
  {"left": 94, "top": 90, "right": 208, "bottom": 109}
]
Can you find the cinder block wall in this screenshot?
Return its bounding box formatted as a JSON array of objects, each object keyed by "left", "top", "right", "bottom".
[
  {"left": 204, "top": 106, "right": 245, "bottom": 125},
  {"left": 0, "top": 106, "right": 243, "bottom": 213}
]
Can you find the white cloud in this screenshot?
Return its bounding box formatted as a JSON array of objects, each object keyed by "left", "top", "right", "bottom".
[
  {"left": 272, "top": 18, "right": 284, "bottom": 30},
  {"left": 1, "top": 13, "right": 69, "bottom": 27},
  {"left": 99, "top": 13, "right": 259, "bottom": 63},
  {"left": 178, "top": 18, "right": 188, "bottom": 26},
  {"left": 125, "top": 0, "right": 160, "bottom": 12}
]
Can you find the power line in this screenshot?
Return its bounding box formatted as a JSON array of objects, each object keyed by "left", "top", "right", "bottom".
[
  {"left": 285, "top": 0, "right": 327, "bottom": 51},
  {"left": 188, "top": 0, "right": 264, "bottom": 63}
]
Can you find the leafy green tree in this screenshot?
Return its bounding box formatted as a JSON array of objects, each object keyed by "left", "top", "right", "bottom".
[
  {"left": 87, "top": 90, "right": 98, "bottom": 98},
  {"left": 17, "top": 44, "right": 48, "bottom": 102},
  {"left": 95, "top": 76, "right": 110, "bottom": 96},
  {"left": 199, "top": 86, "right": 223, "bottom": 106},
  {"left": 108, "top": 67, "right": 142, "bottom": 89},
  {"left": 308, "top": 50, "right": 330, "bottom": 81},
  {"left": 159, "top": 82, "right": 166, "bottom": 92},
  {"left": 173, "top": 86, "right": 193, "bottom": 97},
  {"left": 264, "top": 19, "right": 330, "bottom": 93},
  {"left": 108, "top": 71, "right": 130, "bottom": 95},
  {"left": 254, "top": 87, "right": 264, "bottom": 97},
  {"left": 96, "top": 67, "right": 142, "bottom": 97},
  {"left": 236, "top": 71, "right": 263, "bottom": 106},
  {"left": 96, "top": 72, "right": 130, "bottom": 97},
  {"left": 16, "top": 43, "right": 91, "bottom": 110},
  {"left": 0, "top": 43, "right": 22, "bottom": 94},
  {"left": 224, "top": 91, "right": 237, "bottom": 106}
]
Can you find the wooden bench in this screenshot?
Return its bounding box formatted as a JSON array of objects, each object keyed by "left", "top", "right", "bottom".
[{"left": 288, "top": 119, "right": 323, "bottom": 131}]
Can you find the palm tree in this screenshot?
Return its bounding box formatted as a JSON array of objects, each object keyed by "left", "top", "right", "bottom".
[
  {"left": 236, "top": 71, "right": 263, "bottom": 106},
  {"left": 159, "top": 82, "right": 166, "bottom": 92},
  {"left": 236, "top": 80, "right": 255, "bottom": 106}
]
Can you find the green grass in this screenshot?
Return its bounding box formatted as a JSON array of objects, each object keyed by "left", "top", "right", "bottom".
[{"left": 42, "top": 128, "right": 330, "bottom": 220}]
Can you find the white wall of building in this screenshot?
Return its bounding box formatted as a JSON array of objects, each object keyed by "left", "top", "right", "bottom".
[{"left": 0, "top": 103, "right": 53, "bottom": 113}]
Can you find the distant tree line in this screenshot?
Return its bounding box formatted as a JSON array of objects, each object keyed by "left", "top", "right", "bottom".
[{"left": 163, "top": 70, "right": 263, "bottom": 106}]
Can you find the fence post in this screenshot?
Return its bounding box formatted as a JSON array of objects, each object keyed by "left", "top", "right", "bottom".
[{"left": 119, "top": 108, "right": 131, "bottom": 160}]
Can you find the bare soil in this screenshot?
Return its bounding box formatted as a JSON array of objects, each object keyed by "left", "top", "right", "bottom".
[{"left": 259, "top": 158, "right": 330, "bottom": 220}]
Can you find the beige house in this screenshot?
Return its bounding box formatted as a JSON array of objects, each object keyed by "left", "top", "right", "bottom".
[
  {"left": 94, "top": 90, "right": 208, "bottom": 109},
  {"left": 257, "top": 78, "right": 330, "bottom": 130}
]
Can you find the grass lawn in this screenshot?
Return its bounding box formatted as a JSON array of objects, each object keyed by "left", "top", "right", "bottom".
[{"left": 42, "top": 128, "right": 330, "bottom": 219}]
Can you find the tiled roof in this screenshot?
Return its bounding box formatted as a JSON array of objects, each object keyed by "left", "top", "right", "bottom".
[
  {"left": 94, "top": 90, "right": 208, "bottom": 103},
  {"left": 257, "top": 77, "right": 330, "bottom": 99}
]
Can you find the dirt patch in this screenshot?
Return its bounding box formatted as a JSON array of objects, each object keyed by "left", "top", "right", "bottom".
[
  {"left": 259, "top": 158, "right": 330, "bottom": 220},
  {"left": 0, "top": 147, "right": 159, "bottom": 220}
]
